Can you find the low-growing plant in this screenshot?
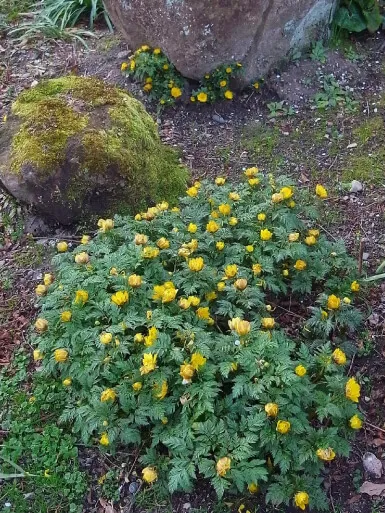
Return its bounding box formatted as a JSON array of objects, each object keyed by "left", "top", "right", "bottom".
[
  {"left": 334, "top": 0, "right": 383, "bottom": 33},
  {"left": 311, "top": 74, "right": 358, "bottom": 111},
  {"left": 267, "top": 101, "right": 295, "bottom": 118},
  {"left": 310, "top": 41, "right": 327, "bottom": 64},
  {"left": 122, "top": 46, "right": 247, "bottom": 106},
  {"left": 32, "top": 171, "right": 364, "bottom": 511}
]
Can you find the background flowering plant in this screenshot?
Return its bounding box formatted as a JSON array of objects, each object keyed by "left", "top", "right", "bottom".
[
  {"left": 122, "top": 46, "right": 245, "bottom": 106},
  {"left": 32, "top": 170, "right": 364, "bottom": 511}
]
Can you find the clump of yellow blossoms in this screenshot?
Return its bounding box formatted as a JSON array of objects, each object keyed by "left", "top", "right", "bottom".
[{"left": 33, "top": 171, "right": 364, "bottom": 509}]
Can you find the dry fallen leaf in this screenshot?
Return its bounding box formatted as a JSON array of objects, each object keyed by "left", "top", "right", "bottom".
[{"left": 359, "top": 481, "right": 385, "bottom": 496}]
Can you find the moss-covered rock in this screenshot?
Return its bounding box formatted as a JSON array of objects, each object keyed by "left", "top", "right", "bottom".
[{"left": 0, "top": 76, "right": 188, "bottom": 224}]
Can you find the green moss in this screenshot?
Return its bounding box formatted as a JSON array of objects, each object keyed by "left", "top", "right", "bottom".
[
  {"left": 352, "top": 116, "right": 384, "bottom": 144},
  {"left": 342, "top": 150, "right": 385, "bottom": 183},
  {"left": 241, "top": 124, "right": 280, "bottom": 160},
  {"left": 11, "top": 98, "right": 88, "bottom": 175}
]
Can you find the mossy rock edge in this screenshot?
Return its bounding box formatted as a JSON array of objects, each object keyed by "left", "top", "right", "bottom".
[{"left": 0, "top": 76, "right": 188, "bottom": 224}]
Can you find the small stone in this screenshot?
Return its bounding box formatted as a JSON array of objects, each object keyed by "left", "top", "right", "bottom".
[
  {"left": 212, "top": 114, "right": 226, "bottom": 124},
  {"left": 128, "top": 481, "right": 139, "bottom": 494},
  {"left": 30, "top": 80, "right": 39, "bottom": 88},
  {"left": 182, "top": 503, "right": 191, "bottom": 510},
  {"left": 350, "top": 180, "right": 363, "bottom": 193},
  {"left": 363, "top": 452, "right": 383, "bottom": 478},
  {"left": 117, "top": 50, "right": 129, "bottom": 59},
  {"left": 347, "top": 143, "right": 357, "bottom": 149},
  {"left": 363, "top": 252, "right": 370, "bottom": 261}
]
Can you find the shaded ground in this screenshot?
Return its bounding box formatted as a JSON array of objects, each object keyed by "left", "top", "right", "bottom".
[{"left": 1, "top": 22, "right": 385, "bottom": 513}]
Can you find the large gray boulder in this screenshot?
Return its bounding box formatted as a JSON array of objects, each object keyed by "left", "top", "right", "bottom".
[
  {"left": 0, "top": 76, "right": 188, "bottom": 225},
  {"left": 105, "top": 0, "right": 336, "bottom": 85}
]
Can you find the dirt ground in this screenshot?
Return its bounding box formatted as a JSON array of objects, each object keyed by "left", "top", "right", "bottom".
[{"left": 1, "top": 23, "right": 385, "bottom": 513}]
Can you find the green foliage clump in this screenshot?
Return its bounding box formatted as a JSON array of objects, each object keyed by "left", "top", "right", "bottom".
[
  {"left": 32, "top": 171, "right": 364, "bottom": 511},
  {"left": 334, "top": 0, "right": 383, "bottom": 33},
  {"left": 122, "top": 46, "right": 249, "bottom": 106}
]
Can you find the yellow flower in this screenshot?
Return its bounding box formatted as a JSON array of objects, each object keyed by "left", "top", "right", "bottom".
[
  {"left": 63, "top": 378, "right": 72, "bottom": 387},
  {"left": 35, "top": 284, "right": 47, "bottom": 296},
  {"left": 140, "top": 353, "right": 158, "bottom": 375},
  {"left": 191, "top": 352, "right": 207, "bottom": 370},
  {"left": 197, "top": 92, "right": 208, "bottom": 103},
  {"left": 100, "top": 388, "right": 117, "bottom": 402},
  {"left": 280, "top": 186, "right": 293, "bottom": 199},
  {"left": 282, "top": 269, "right": 289, "bottom": 277},
  {"left": 74, "top": 252, "right": 90, "bottom": 264},
  {"left": 98, "top": 218, "right": 114, "bottom": 232},
  {"left": 245, "top": 245, "right": 254, "bottom": 253},
  {"left": 33, "top": 349, "right": 43, "bottom": 361},
  {"left": 253, "top": 82, "right": 259, "bottom": 89},
  {"left": 229, "top": 217, "right": 238, "bottom": 226},
  {"left": 257, "top": 213, "right": 266, "bottom": 221},
  {"left": 228, "top": 317, "right": 251, "bottom": 336},
  {"left": 35, "top": 318, "right": 48, "bottom": 333},
  {"left": 225, "top": 264, "right": 238, "bottom": 278},
  {"left": 234, "top": 278, "right": 248, "bottom": 291},
  {"left": 186, "top": 186, "right": 198, "bottom": 197},
  {"left": 43, "top": 273, "right": 53, "bottom": 286},
  {"left": 226, "top": 67, "right": 232, "bottom": 73},
  {"left": 294, "top": 260, "right": 307, "bottom": 271},
  {"left": 179, "top": 298, "right": 191, "bottom": 310},
  {"left": 288, "top": 200, "right": 296, "bottom": 208},
  {"left": 345, "top": 377, "right": 360, "bottom": 402},
  {"left": 190, "top": 96, "right": 196, "bottom": 102},
  {"left": 224, "top": 90, "right": 234, "bottom": 100},
  {"left": 343, "top": 297, "right": 351, "bottom": 304},
  {"left": 245, "top": 167, "right": 259, "bottom": 178},
  {"left": 226, "top": 193, "right": 239, "bottom": 203},
  {"left": 349, "top": 414, "right": 363, "bottom": 430},
  {"left": 351, "top": 281, "right": 360, "bottom": 292},
  {"left": 216, "top": 457, "right": 231, "bottom": 476},
  {"left": 295, "top": 365, "right": 307, "bottom": 377},
  {"left": 121, "top": 61, "right": 129, "bottom": 71},
  {"left": 54, "top": 348, "right": 68, "bottom": 363},
  {"left": 248, "top": 178, "right": 259, "bottom": 186},
  {"left": 145, "top": 326, "right": 159, "bottom": 347},
  {"left": 197, "top": 307, "right": 210, "bottom": 320},
  {"left": 153, "top": 48, "right": 161, "bottom": 55},
  {"left": 236, "top": 62, "right": 243, "bottom": 67},
  {"left": 252, "top": 263, "right": 262, "bottom": 275},
  {"left": 321, "top": 310, "right": 328, "bottom": 319},
  {"left": 316, "top": 447, "right": 336, "bottom": 462},
  {"left": 171, "top": 87, "right": 182, "bottom": 98},
  {"left": 272, "top": 192, "right": 284, "bottom": 203},
  {"left": 188, "top": 296, "right": 200, "bottom": 306},
  {"left": 305, "top": 235, "right": 316, "bottom": 246},
  {"left": 75, "top": 289, "right": 88, "bottom": 304},
  {"left": 162, "top": 287, "right": 178, "bottom": 303},
  {"left": 142, "top": 247, "right": 160, "bottom": 259},
  {"left": 180, "top": 363, "right": 195, "bottom": 381},
  {"left": 206, "top": 220, "right": 220, "bottom": 233},
  {"left": 134, "top": 233, "right": 148, "bottom": 245},
  {"left": 154, "top": 381, "right": 168, "bottom": 400},
  {"left": 111, "top": 290, "right": 129, "bottom": 306},
  {"left": 217, "top": 281, "right": 226, "bottom": 292},
  {"left": 248, "top": 483, "right": 259, "bottom": 494},
  {"left": 128, "top": 274, "right": 142, "bottom": 287},
  {"left": 188, "top": 257, "right": 205, "bottom": 272},
  {"left": 132, "top": 382, "right": 142, "bottom": 392},
  {"left": 130, "top": 59, "right": 136, "bottom": 71},
  {"left": 99, "top": 432, "right": 109, "bottom": 446},
  {"left": 288, "top": 232, "right": 300, "bottom": 242},
  {"left": 218, "top": 203, "right": 231, "bottom": 216},
  {"left": 205, "top": 291, "right": 217, "bottom": 301},
  {"left": 163, "top": 64, "right": 169, "bottom": 70},
  {"left": 294, "top": 491, "right": 309, "bottom": 511},
  {"left": 316, "top": 184, "right": 328, "bottom": 199},
  {"left": 261, "top": 317, "right": 275, "bottom": 329},
  {"left": 57, "top": 241, "right": 68, "bottom": 252},
  {"left": 276, "top": 420, "right": 291, "bottom": 434},
  {"left": 327, "top": 294, "right": 340, "bottom": 310},
  {"left": 100, "top": 332, "right": 113, "bottom": 345},
  {"left": 216, "top": 241, "right": 225, "bottom": 251},
  {"left": 220, "top": 80, "right": 227, "bottom": 87},
  {"left": 156, "top": 237, "right": 170, "bottom": 249},
  {"left": 260, "top": 229, "right": 272, "bottom": 241},
  {"left": 215, "top": 177, "right": 226, "bottom": 185},
  {"left": 187, "top": 223, "right": 198, "bottom": 234},
  {"left": 308, "top": 229, "right": 319, "bottom": 237},
  {"left": 332, "top": 348, "right": 346, "bottom": 365},
  {"left": 264, "top": 403, "right": 279, "bottom": 417},
  {"left": 142, "top": 467, "right": 158, "bottom": 483}
]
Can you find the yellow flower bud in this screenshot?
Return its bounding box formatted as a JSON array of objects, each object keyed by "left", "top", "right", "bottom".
[
  {"left": 142, "top": 466, "right": 158, "bottom": 483},
  {"left": 260, "top": 229, "right": 273, "bottom": 241},
  {"left": 62, "top": 378, "right": 72, "bottom": 387},
  {"left": 224, "top": 264, "right": 238, "bottom": 278},
  {"left": 35, "top": 284, "right": 47, "bottom": 296},
  {"left": 60, "top": 311, "right": 72, "bottom": 322},
  {"left": 43, "top": 273, "right": 53, "bottom": 286},
  {"left": 316, "top": 447, "right": 336, "bottom": 461},
  {"left": 57, "top": 241, "right": 68, "bottom": 252},
  {"left": 134, "top": 233, "right": 148, "bottom": 245},
  {"left": 295, "top": 365, "right": 307, "bottom": 377},
  {"left": 294, "top": 260, "right": 307, "bottom": 271},
  {"left": 351, "top": 281, "right": 360, "bottom": 292},
  {"left": 188, "top": 257, "right": 204, "bottom": 272},
  {"left": 99, "top": 432, "right": 109, "bottom": 446},
  {"left": 276, "top": 420, "right": 291, "bottom": 434},
  {"left": 327, "top": 295, "right": 340, "bottom": 310},
  {"left": 132, "top": 382, "right": 142, "bottom": 392},
  {"left": 216, "top": 241, "right": 225, "bottom": 251},
  {"left": 257, "top": 213, "right": 266, "bottom": 221},
  {"left": 294, "top": 491, "right": 309, "bottom": 511},
  {"left": 264, "top": 403, "right": 278, "bottom": 417},
  {"left": 248, "top": 483, "right": 259, "bottom": 494},
  {"left": 229, "top": 217, "right": 238, "bottom": 226},
  {"left": 261, "top": 317, "right": 275, "bottom": 329},
  {"left": 216, "top": 457, "right": 231, "bottom": 476},
  {"left": 188, "top": 223, "right": 198, "bottom": 233},
  {"left": 100, "top": 388, "right": 117, "bottom": 402},
  {"left": 156, "top": 237, "right": 170, "bottom": 249},
  {"left": 74, "top": 252, "right": 90, "bottom": 264},
  {"left": 217, "top": 281, "right": 226, "bottom": 292},
  {"left": 35, "top": 318, "right": 48, "bottom": 333},
  {"left": 100, "top": 332, "right": 113, "bottom": 345},
  {"left": 234, "top": 278, "right": 248, "bottom": 291},
  {"left": 288, "top": 232, "right": 300, "bottom": 242},
  {"left": 33, "top": 349, "right": 43, "bottom": 361},
  {"left": 54, "top": 348, "right": 68, "bottom": 363},
  {"left": 349, "top": 414, "right": 363, "bottom": 430},
  {"left": 128, "top": 274, "right": 142, "bottom": 287},
  {"left": 332, "top": 348, "right": 346, "bottom": 365},
  {"left": 315, "top": 184, "right": 328, "bottom": 198}
]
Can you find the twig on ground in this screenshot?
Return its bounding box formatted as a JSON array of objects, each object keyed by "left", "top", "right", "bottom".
[
  {"left": 358, "top": 239, "right": 364, "bottom": 275},
  {"left": 316, "top": 223, "right": 338, "bottom": 242},
  {"left": 366, "top": 422, "right": 385, "bottom": 435}
]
